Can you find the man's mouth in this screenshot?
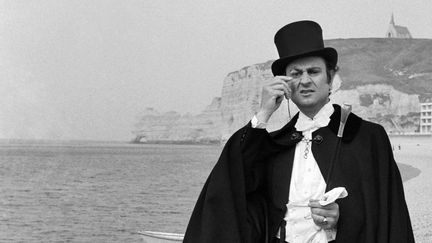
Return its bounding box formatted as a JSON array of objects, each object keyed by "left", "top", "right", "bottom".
[{"left": 300, "top": 89, "right": 314, "bottom": 94}]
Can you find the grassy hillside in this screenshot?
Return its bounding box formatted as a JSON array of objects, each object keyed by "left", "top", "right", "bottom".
[
  {"left": 255, "top": 38, "right": 432, "bottom": 97},
  {"left": 325, "top": 38, "right": 432, "bottom": 97}
]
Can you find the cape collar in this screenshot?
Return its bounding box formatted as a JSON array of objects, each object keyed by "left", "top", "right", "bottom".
[{"left": 270, "top": 104, "right": 362, "bottom": 146}]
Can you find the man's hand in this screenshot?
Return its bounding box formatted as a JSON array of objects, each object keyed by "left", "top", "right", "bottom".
[
  {"left": 308, "top": 200, "right": 339, "bottom": 230},
  {"left": 256, "top": 76, "right": 292, "bottom": 123}
]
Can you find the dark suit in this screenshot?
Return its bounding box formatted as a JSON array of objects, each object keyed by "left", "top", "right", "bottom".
[{"left": 184, "top": 104, "right": 414, "bottom": 243}]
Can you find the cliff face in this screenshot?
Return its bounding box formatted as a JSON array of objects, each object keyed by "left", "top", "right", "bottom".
[
  {"left": 134, "top": 38, "right": 432, "bottom": 142},
  {"left": 220, "top": 61, "right": 273, "bottom": 137},
  {"left": 132, "top": 98, "right": 222, "bottom": 143}
]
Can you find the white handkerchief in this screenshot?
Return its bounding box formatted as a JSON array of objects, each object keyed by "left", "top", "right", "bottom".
[
  {"left": 319, "top": 187, "right": 348, "bottom": 206},
  {"left": 305, "top": 187, "right": 348, "bottom": 242}
]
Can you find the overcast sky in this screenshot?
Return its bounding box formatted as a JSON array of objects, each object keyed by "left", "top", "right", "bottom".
[{"left": 1, "top": 0, "right": 431, "bottom": 141}]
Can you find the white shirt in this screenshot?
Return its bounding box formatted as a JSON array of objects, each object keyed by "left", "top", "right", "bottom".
[{"left": 252, "top": 102, "right": 336, "bottom": 242}]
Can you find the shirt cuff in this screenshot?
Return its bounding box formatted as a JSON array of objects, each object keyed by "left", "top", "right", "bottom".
[{"left": 251, "top": 115, "right": 267, "bottom": 129}]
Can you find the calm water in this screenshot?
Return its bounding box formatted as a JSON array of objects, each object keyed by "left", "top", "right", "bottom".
[{"left": 0, "top": 141, "right": 222, "bottom": 242}]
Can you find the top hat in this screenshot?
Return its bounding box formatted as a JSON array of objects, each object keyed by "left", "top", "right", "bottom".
[{"left": 271, "top": 20, "right": 338, "bottom": 76}]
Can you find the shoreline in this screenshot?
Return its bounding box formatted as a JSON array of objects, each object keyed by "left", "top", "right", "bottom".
[
  {"left": 390, "top": 138, "right": 432, "bottom": 242},
  {"left": 130, "top": 140, "right": 221, "bottom": 145},
  {"left": 397, "top": 163, "right": 421, "bottom": 182}
]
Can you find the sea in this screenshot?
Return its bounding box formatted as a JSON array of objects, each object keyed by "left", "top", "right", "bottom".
[{"left": 0, "top": 140, "right": 222, "bottom": 242}]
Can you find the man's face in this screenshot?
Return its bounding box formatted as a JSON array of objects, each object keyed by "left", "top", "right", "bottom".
[{"left": 285, "top": 56, "right": 333, "bottom": 116}]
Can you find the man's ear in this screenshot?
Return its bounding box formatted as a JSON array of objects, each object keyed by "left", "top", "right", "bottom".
[
  {"left": 328, "top": 69, "right": 336, "bottom": 85},
  {"left": 330, "top": 73, "right": 342, "bottom": 95}
]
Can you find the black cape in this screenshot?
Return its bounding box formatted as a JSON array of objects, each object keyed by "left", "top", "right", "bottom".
[{"left": 184, "top": 105, "right": 414, "bottom": 243}]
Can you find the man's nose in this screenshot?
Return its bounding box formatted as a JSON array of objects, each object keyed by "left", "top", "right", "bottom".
[{"left": 299, "top": 72, "right": 312, "bottom": 85}]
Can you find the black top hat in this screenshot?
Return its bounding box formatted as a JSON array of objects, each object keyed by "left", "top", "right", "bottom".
[{"left": 271, "top": 20, "right": 338, "bottom": 76}]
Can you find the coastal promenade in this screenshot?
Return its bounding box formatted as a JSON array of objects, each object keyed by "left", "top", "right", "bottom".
[{"left": 391, "top": 137, "right": 432, "bottom": 243}]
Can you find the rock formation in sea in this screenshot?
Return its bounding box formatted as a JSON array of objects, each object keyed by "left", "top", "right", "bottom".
[{"left": 133, "top": 38, "right": 432, "bottom": 143}]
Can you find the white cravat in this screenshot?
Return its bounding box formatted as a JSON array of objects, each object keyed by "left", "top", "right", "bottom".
[
  {"left": 278, "top": 102, "right": 336, "bottom": 243},
  {"left": 294, "top": 105, "right": 332, "bottom": 132}
]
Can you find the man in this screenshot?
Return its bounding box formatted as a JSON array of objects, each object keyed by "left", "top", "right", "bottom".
[{"left": 184, "top": 21, "right": 414, "bottom": 243}]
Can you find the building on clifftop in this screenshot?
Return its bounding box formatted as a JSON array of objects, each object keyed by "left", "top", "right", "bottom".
[
  {"left": 420, "top": 97, "right": 432, "bottom": 134},
  {"left": 385, "top": 13, "right": 412, "bottom": 38}
]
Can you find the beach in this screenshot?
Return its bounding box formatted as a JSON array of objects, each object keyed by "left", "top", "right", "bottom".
[{"left": 390, "top": 136, "right": 432, "bottom": 243}]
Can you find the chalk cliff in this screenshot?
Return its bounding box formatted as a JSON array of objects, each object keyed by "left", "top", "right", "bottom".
[
  {"left": 133, "top": 38, "right": 432, "bottom": 143},
  {"left": 132, "top": 98, "right": 222, "bottom": 143}
]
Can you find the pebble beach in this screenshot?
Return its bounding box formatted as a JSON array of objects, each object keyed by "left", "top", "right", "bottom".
[{"left": 390, "top": 136, "right": 432, "bottom": 243}]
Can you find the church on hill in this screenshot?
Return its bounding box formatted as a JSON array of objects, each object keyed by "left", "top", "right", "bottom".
[{"left": 385, "top": 14, "right": 412, "bottom": 38}]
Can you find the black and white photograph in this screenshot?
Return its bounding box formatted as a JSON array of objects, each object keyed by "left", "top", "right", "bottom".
[{"left": 1, "top": 0, "right": 431, "bottom": 242}]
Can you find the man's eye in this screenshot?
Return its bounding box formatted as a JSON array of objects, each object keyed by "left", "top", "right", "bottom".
[
  {"left": 307, "top": 69, "right": 321, "bottom": 75},
  {"left": 289, "top": 70, "right": 302, "bottom": 78}
]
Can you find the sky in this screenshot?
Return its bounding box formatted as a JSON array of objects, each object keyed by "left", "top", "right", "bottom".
[{"left": 1, "top": 0, "right": 431, "bottom": 141}]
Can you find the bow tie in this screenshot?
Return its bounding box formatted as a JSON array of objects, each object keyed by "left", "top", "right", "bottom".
[{"left": 295, "top": 115, "right": 330, "bottom": 132}]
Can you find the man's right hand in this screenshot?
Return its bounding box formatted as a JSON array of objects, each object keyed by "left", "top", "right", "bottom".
[{"left": 256, "top": 76, "right": 292, "bottom": 123}]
